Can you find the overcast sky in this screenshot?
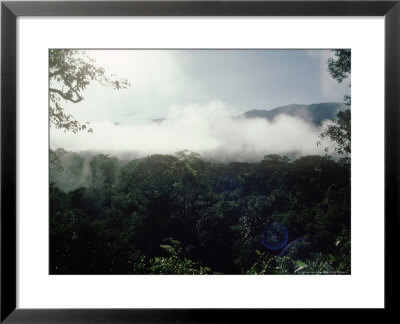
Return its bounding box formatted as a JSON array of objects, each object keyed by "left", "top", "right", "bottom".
[{"left": 50, "top": 49, "right": 350, "bottom": 159}]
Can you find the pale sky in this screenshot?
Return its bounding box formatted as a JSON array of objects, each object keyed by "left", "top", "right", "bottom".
[{"left": 50, "top": 49, "right": 350, "bottom": 159}]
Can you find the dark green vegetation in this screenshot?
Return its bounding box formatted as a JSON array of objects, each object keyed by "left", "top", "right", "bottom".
[
  {"left": 50, "top": 150, "right": 350, "bottom": 274},
  {"left": 318, "top": 50, "right": 351, "bottom": 160}
]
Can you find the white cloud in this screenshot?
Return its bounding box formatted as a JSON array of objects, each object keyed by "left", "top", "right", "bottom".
[
  {"left": 50, "top": 50, "right": 347, "bottom": 161},
  {"left": 51, "top": 100, "right": 326, "bottom": 161}
]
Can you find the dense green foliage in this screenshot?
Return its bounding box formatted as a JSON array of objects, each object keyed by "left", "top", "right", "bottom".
[
  {"left": 327, "top": 50, "right": 351, "bottom": 84},
  {"left": 319, "top": 49, "right": 351, "bottom": 160},
  {"left": 50, "top": 149, "right": 350, "bottom": 274}
]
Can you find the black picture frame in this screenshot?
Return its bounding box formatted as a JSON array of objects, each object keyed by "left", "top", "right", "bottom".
[{"left": 1, "top": 0, "right": 399, "bottom": 322}]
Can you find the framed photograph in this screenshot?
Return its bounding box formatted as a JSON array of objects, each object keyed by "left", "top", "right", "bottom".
[{"left": 1, "top": 0, "right": 398, "bottom": 322}]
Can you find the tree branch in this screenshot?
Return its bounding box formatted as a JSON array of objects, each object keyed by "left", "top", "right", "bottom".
[{"left": 49, "top": 88, "right": 83, "bottom": 103}]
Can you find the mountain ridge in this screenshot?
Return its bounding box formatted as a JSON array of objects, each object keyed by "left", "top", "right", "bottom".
[
  {"left": 240, "top": 102, "right": 347, "bottom": 126},
  {"left": 148, "top": 102, "right": 348, "bottom": 126}
]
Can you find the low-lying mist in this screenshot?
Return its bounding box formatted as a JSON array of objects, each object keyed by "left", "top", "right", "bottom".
[{"left": 51, "top": 101, "right": 329, "bottom": 162}]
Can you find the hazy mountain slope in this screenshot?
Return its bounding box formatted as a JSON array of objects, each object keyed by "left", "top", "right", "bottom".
[{"left": 241, "top": 102, "right": 346, "bottom": 126}]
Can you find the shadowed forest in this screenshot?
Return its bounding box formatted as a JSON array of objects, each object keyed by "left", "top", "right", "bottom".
[{"left": 50, "top": 150, "right": 350, "bottom": 274}]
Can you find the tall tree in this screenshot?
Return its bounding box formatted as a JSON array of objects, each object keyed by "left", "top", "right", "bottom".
[
  {"left": 49, "top": 50, "right": 130, "bottom": 133},
  {"left": 318, "top": 49, "right": 351, "bottom": 159}
]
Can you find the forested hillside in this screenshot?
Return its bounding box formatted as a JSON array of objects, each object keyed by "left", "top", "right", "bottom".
[{"left": 50, "top": 149, "right": 350, "bottom": 274}]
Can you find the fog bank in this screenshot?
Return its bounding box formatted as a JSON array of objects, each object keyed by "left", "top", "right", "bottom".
[{"left": 51, "top": 101, "right": 328, "bottom": 162}]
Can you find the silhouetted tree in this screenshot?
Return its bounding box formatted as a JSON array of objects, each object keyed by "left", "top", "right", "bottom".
[
  {"left": 319, "top": 49, "right": 351, "bottom": 159},
  {"left": 49, "top": 50, "right": 130, "bottom": 133}
]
